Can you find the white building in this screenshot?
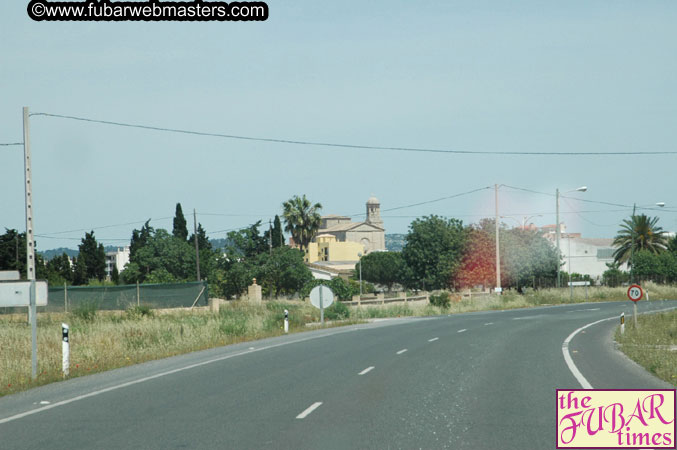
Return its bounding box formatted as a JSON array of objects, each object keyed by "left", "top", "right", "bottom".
[
  {"left": 105, "top": 246, "right": 130, "bottom": 279},
  {"left": 540, "top": 225, "right": 628, "bottom": 280}
]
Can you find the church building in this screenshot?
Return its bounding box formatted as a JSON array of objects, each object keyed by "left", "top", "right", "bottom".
[{"left": 315, "top": 196, "right": 386, "bottom": 253}]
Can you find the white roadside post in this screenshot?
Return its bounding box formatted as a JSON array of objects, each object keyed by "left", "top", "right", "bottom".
[
  {"left": 62, "top": 323, "right": 69, "bottom": 377},
  {"left": 620, "top": 313, "right": 625, "bottom": 335},
  {"left": 284, "top": 309, "right": 289, "bottom": 333}
]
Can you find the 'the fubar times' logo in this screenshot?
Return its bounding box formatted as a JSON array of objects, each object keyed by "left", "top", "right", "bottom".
[{"left": 557, "top": 390, "right": 676, "bottom": 448}]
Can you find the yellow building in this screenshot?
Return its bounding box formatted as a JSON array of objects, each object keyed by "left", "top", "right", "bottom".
[{"left": 305, "top": 234, "right": 364, "bottom": 263}]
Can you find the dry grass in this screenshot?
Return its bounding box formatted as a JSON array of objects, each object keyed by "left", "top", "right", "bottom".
[
  {"left": 0, "top": 301, "right": 324, "bottom": 397},
  {"left": 614, "top": 309, "right": 677, "bottom": 386}
]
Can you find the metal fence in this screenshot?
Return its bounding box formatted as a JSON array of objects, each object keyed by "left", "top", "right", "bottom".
[{"left": 0, "top": 281, "right": 208, "bottom": 314}]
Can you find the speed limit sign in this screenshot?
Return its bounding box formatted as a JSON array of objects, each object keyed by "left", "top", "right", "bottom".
[{"left": 627, "top": 284, "right": 643, "bottom": 302}]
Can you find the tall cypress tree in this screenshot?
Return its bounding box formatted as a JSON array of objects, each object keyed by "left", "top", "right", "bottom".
[
  {"left": 78, "top": 231, "right": 106, "bottom": 282},
  {"left": 272, "top": 215, "right": 284, "bottom": 248},
  {"left": 173, "top": 203, "right": 188, "bottom": 241}
]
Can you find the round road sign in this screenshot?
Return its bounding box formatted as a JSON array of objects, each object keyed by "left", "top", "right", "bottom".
[
  {"left": 309, "top": 285, "right": 334, "bottom": 309},
  {"left": 627, "top": 284, "right": 643, "bottom": 302}
]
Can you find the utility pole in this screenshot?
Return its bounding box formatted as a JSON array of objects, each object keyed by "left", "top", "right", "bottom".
[
  {"left": 193, "top": 209, "right": 200, "bottom": 281},
  {"left": 630, "top": 203, "right": 636, "bottom": 284},
  {"left": 556, "top": 188, "right": 561, "bottom": 288},
  {"left": 23, "top": 106, "right": 38, "bottom": 380},
  {"left": 269, "top": 219, "right": 272, "bottom": 255},
  {"left": 495, "top": 184, "right": 501, "bottom": 292}
]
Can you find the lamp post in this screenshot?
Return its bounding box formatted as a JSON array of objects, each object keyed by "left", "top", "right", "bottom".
[
  {"left": 629, "top": 202, "right": 665, "bottom": 284},
  {"left": 568, "top": 235, "right": 573, "bottom": 301},
  {"left": 556, "top": 186, "right": 587, "bottom": 288},
  {"left": 358, "top": 252, "right": 363, "bottom": 297}
]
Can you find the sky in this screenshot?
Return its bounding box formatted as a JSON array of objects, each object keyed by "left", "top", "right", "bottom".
[{"left": 1, "top": 1, "right": 676, "bottom": 251}]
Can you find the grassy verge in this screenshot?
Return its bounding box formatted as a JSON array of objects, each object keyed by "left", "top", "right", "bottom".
[
  {"left": 614, "top": 309, "right": 677, "bottom": 387},
  {"left": 0, "top": 301, "right": 358, "bottom": 397},
  {"left": 501, "top": 282, "right": 677, "bottom": 305}
]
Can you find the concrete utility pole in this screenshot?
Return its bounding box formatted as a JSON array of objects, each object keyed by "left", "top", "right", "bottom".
[
  {"left": 23, "top": 106, "right": 38, "bottom": 380},
  {"left": 193, "top": 209, "right": 200, "bottom": 281},
  {"left": 269, "top": 219, "right": 272, "bottom": 255},
  {"left": 495, "top": 184, "right": 501, "bottom": 292},
  {"left": 556, "top": 188, "right": 561, "bottom": 288}
]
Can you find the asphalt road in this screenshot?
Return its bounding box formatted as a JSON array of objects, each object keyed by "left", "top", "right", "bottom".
[{"left": 1, "top": 299, "right": 675, "bottom": 449}]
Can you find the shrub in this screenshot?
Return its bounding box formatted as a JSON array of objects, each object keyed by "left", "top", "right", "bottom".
[
  {"left": 429, "top": 292, "right": 451, "bottom": 309},
  {"left": 324, "top": 301, "right": 350, "bottom": 321},
  {"left": 126, "top": 304, "right": 154, "bottom": 319},
  {"left": 71, "top": 300, "right": 98, "bottom": 321}
]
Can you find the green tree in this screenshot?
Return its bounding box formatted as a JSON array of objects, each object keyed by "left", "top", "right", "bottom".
[
  {"left": 359, "top": 251, "right": 406, "bottom": 292},
  {"left": 272, "top": 215, "right": 284, "bottom": 248},
  {"left": 45, "top": 252, "right": 73, "bottom": 285},
  {"left": 130, "top": 220, "right": 154, "bottom": 263},
  {"left": 0, "top": 229, "right": 49, "bottom": 280},
  {"left": 111, "top": 265, "right": 120, "bottom": 284},
  {"left": 401, "top": 215, "right": 467, "bottom": 290},
  {"left": 668, "top": 234, "right": 677, "bottom": 254},
  {"left": 72, "top": 256, "right": 88, "bottom": 285},
  {"left": 121, "top": 228, "right": 195, "bottom": 283},
  {"left": 0, "top": 228, "right": 25, "bottom": 276},
  {"left": 612, "top": 214, "right": 667, "bottom": 266},
  {"left": 189, "top": 223, "right": 211, "bottom": 252},
  {"left": 211, "top": 256, "right": 254, "bottom": 299},
  {"left": 282, "top": 195, "right": 322, "bottom": 251},
  {"left": 602, "top": 262, "right": 629, "bottom": 287},
  {"left": 254, "top": 247, "right": 313, "bottom": 297},
  {"left": 225, "top": 222, "right": 268, "bottom": 259},
  {"left": 172, "top": 203, "right": 189, "bottom": 241},
  {"left": 78, "top": 231, "right": 106, "bottom": 282}
]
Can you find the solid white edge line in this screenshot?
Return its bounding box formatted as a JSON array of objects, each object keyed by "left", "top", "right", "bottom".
[
  {"left": 358, "top": 366, "right": 375, "bottom": 375},
  {"left": 296, "top": 402, "right": 322, "bottom": 419},
  {"left": 561, "top": 305, "right": 677, "bottom": 390},
  {"left": 396, "top": 349, "right": 407, "bottom": 355},
  {"left": 428, "top": 337, "right": 439, "bottom": 342},
  {"left": 0, "top": 326, "right": 361, "bottom": 425}
]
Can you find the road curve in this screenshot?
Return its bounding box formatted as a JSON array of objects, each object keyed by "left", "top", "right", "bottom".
[{"left": 1, "top": 300, "right": 675, "bottom": 449}]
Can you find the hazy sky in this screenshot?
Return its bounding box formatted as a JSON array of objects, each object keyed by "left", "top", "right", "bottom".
[{"left": 1, "top": 1, "right": 676, "bottom": 250}]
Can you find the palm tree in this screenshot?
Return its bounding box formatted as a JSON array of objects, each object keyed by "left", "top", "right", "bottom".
[
  {"left": 612, "top": 214, "right": 667, "bottom": 265},
  {"left": 282, "top": 195, "right": 322, "bottom": 252}
]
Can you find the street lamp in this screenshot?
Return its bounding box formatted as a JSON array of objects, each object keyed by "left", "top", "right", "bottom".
[
  {"left": 357, "top": 252, "right": 363, "bottom": 297},
  {"left": 630, "top": 202, "right": 665, "bottom": 284},
  {"left": 556, "top": 186, "right": 587, "bottom": 288}
]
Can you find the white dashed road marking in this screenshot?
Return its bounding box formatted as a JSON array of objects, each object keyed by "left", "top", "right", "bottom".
[
  {"left": 428, "top": 337, "right": 439, "bottom": 342},
  {"left": 358, "top": 366, "right": 375, "bottom": 375},
  {"left": 457, "top": 329, "right": 467, "bottom": 333},
  {"left": 396, "top": 349, "right": 407, "bottom": 355},
  {"left": 296, "top": 402, "right": 323, "bottom": 419}
]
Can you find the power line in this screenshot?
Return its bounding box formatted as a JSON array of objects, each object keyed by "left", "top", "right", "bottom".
[
  {"left": 346, "top": 186, "right": 493, "bottom": 218},
  {"left": 38, "top": 217, "right": 173, "bottom": 237},
  {"left": 1, "top": 142, "right": 23, "bottom": 146},
  {"left": 30, "top": 112, "right": 677, "bottom": 156}
]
